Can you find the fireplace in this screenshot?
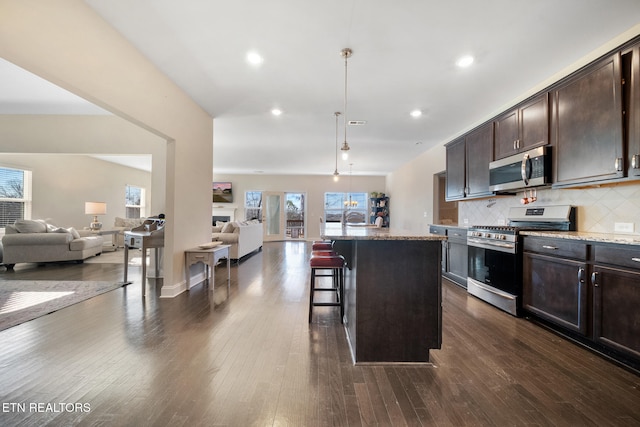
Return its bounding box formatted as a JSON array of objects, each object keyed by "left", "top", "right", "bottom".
[{"left": 212, "top": 216, "right": 230, "bottom": 225}]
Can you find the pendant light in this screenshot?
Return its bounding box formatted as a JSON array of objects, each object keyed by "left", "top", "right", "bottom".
[
  {"left": 340, "top": 48, "right": 352, "bottom": 160},
  {"left": 333, "top": 111, "right": 341, "bottom": 182}
]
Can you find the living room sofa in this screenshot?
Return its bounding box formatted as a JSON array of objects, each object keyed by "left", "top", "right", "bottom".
[
  {"left": 112, "top": 217, "right": 146, "bottom": 248},
  {"left": 211, "top": 220, "right": 263, "bottom": 261},
  {"left": 1, "top": 219, "right": 104, "bottom": 269}
]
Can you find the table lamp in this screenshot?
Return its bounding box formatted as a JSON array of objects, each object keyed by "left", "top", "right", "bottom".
[{"left": 85, "top": 202, "right": 107, "bottom": 230}]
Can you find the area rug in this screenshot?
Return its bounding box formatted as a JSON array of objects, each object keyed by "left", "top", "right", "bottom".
[{"left": 0, "top": 280, "right": 122, "bottom": 331}]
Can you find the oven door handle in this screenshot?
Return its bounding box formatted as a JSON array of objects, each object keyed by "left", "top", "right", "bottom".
[{"left": 467, "top": 237, "right": 516, "bottom": 252}]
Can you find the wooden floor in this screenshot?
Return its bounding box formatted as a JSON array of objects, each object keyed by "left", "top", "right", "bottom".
[{"left": 0, "top": 241, "right": 638, "bottom": 426}]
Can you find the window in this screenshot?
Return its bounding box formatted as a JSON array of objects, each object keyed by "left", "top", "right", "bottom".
[
  {"left": 0, "top": 166, "right": 32, "bottom": 228},
  {"left": 324, "top": 192, "right": 368, "bottom": 224},
  {"left": 245, "top": 191, "right": 262, "bottom": 221},
  {"left": 125, "top": 185, "right": 145, "bottom": 218}
]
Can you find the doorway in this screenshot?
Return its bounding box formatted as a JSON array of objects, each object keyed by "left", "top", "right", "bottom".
[
  {"left": 262, "top": 192, "right": 306, "bottom": 241},
  {"left": 433, "top": 171, "right": 457, "bottom": 225}
]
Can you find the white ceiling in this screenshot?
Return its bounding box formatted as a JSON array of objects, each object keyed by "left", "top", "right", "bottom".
[{"left": 3, "top": 1, "right": 640, "bottom": 176}]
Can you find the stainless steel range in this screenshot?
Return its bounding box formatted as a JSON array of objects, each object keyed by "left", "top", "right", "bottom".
[{"left": 467, "top": 205, "right": 576, "bottom": 316}]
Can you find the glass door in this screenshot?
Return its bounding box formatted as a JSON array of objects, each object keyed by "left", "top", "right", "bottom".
[
  {"left": 285, "top": 193, "right": 305, "bottom": 239},
  {"left": 263, "top": 192, "right": 285, "bottom": 241}
]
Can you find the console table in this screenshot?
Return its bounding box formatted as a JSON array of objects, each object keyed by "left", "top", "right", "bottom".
[
  {"left": 123, "top": 228, "right": 164, "bottom": 296},
  {"left": 185, "top": 245, "right": 231, "bottom": 294}
]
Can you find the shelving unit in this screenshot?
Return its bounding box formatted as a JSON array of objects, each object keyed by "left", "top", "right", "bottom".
[{"left": 369, "top": 196, "right": 389, "bottom": 227}]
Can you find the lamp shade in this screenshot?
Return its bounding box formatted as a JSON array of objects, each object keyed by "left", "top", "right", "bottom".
[{"left": 85, "top": 202, "right": 107, "bottom": 215}]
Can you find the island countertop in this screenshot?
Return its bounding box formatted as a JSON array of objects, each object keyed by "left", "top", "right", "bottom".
[{"left": 321, "top": 224, "right": 446, "bottom": 241}]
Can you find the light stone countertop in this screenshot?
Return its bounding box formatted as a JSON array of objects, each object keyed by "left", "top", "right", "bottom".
[
  {"left": 520, "top": 230, "right": 640, "bottom": 246},
  {"left": 320, "top": 224, "right": 446, "bottom": 241}
]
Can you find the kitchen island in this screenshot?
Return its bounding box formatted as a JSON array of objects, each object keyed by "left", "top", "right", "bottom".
[{"left": 321, "top": 224, "right": 446, "bottom": 363}]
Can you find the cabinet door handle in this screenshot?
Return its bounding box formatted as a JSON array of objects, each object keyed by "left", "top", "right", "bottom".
[
  {"left": 542, "top": 245, "right": 558, "bottom": 250},
  {"left": 632, "top": 257, "right": 640, "bottom": 263},
  {"left": 632, "top": 154, "right": 639, "bottom": 169},
  {"left": 615, "top": 157, "right": 623, "bottom": 172},
  {"left": 578, "top": 267, "right": 585, "bottom": 283},
  {"left": 513, "top": 140, "right": 517, "bottom": 150},
  {"left": 591, "top": 272, "right": 599, "bottom": 287}
]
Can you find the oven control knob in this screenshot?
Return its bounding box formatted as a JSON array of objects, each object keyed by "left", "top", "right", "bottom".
[{"left": 486, "top": 233, "right": 492, "bottom": 239}]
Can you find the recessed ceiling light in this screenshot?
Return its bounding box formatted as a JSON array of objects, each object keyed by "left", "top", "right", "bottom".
[
  {"left": 456, "top": 55, "right": 474, "bottom": 68},
  {"left": 410, "top": 110, "right": 422, "bottom": 118},
  {"left": 271, "top": 108, "right": 282, "bottom": 116},
  {"left": 246, "top": 51, "right": 264, "bottom": 66}
]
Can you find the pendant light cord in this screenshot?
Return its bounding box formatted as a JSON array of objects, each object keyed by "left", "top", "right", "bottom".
[
  {"left": 335, "top": 112, "right": 339, "bottom": 172},
  {"left": 341, "top": 48, "right": 352, "bottom": 152}
]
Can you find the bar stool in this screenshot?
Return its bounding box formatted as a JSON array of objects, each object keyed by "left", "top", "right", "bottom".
[
  {"left": 309, "top": 253, "right": 345, "bottom": 323},
  {"left": 312, "top": 241, "right": 333, "bottom": 251}
]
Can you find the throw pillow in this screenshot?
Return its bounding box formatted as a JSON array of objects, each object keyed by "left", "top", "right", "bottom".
[
  {"left": 221, "top": 222, "right": 235, "bottom": 233},
  {"left": 67, "top": 227, "right": 81, "bottom": 239},
  {"left": 52, "top": 227, "right": 80, "bottom": 239},
  {"left": 14, "top": 219, "right": 47, "bottom": 233}
]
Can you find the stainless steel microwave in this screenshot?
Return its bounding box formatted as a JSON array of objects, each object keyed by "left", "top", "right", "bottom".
[{"left": 489, "top": 146, "right": 551, "bottom": 191}]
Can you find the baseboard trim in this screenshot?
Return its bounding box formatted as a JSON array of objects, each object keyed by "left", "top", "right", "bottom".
[{"left": 160, "top": 279, "right": 188, "bottom": 298}]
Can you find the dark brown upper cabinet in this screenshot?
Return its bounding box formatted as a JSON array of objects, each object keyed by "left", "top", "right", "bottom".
[
  {"left": 445, "top": 137, "right": 466, "bottom": 201},
  {"left": 624, "top": 42, "right": 640, "bottom": 178},
  {"left": 551, "top": 53, "right": 624, "bottom": 187},
  {"left": 465, "top": 122, "right": 494, "bottom": 198},
  {"left": 445, "top": 122, "right": 493, "bottom": 201},
  {"left": 494, "top": 94, "right": 549, "bottom": 160}
]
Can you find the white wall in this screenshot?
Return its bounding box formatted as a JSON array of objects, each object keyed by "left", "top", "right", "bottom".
[
  {"left": 0, "top": 1, "right": 213, "bottom": 296},
  {"left": 0, "top": 115, "right": 166, "bottom": 214},
  {"left": 386, "top": 144, "right": 446, "bottom": 234},
  {"left": 0, "top": 153, "right": 151, "bottom": 229},
  {"left": 212, "top": 173, "right": 386, "bottom": 240}
]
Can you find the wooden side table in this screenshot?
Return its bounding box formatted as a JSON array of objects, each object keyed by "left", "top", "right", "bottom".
[{"left": 185, "top": 245, "right": 231, "bottom": 294}]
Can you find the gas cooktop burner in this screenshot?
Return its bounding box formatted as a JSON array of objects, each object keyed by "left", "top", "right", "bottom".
[{"left": 470, "top": 225, "right": 517, "bottom": 232}]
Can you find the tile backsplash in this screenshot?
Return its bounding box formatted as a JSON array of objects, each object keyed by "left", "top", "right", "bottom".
[{"left": 458, "top": 181, "right": 640, "bottom": 234}]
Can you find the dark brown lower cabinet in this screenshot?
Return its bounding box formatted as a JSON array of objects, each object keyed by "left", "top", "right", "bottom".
[
  {"left": 446, "top": 228, "right": 468, "bottom": 288},
  {"left": 429, "top": 225, "right": 468, "bottom": 288},
  {"left": 523, "top": 253, "right": 588, "bottom": 335},
  {"left": 524, "top": 237, "right": 640, "bottom": 370},
  {"left": 592, "top": 265, "right": 640, "bottom": 361}
]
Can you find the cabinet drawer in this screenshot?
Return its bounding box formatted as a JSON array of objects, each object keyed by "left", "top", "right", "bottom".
[
  {"left": 523, "top": 237, "right": 587, "bottom": 259},
  {"left": 594, "top": 245, "right": 640, "bottom": 270},
  {"left": 125, "top": 235, "right": 144, "bottom": 249},
  {"left": 447, "top": 227, "right": 467, "bottom": 241},
  {"left": 429, "top": 226, "right": 447, "bottom": 236}
]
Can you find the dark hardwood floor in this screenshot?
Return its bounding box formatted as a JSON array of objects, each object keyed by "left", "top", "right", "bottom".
[{"left": 0, "top": 241, "right": 638, "bottom": 426}]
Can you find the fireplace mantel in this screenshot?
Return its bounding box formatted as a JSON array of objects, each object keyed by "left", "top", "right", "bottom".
[{"left": 212, "top": 206, "right": 236, "bottom": 222}]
